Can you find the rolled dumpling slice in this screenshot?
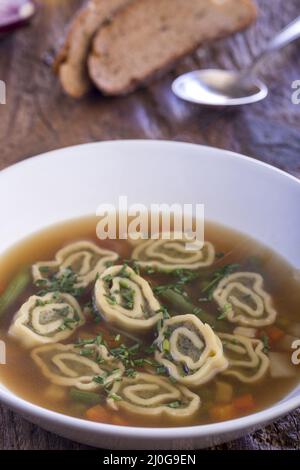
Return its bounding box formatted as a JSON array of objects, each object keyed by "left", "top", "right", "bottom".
[
  {"left": 131, "top": 233, "right": 215, "bottom": 271},
  {"left": 32, "top": 241, "right": 119, "bottom": 289},
  {"left": 9, "top": 293, "right": 85, "bottom": 348},
  {"left": 94, "top": 265, "right": 163, "bottom": 332},
  {"left": 31, "top": 342, "right": 124, "bottom": 390},
  {"left": 107, "top": 372, "right": 200, "bottom": 420},
  {"left": 218, "top": 333, "right": 270, "bottom": 383},
  {"left": 155, "top": 314, "right": 228, "bottom": 386},
  {"left": 213, "top": 272, "right": 277, "bottom": 327}
]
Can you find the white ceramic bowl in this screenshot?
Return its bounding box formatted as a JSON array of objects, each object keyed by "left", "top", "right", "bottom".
[{"left": 0, "top": 140, "right": 299, "bottom": 449}]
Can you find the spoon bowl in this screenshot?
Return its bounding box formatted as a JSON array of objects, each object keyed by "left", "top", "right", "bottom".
[
  {"left": 172, "top": 17, "right": 300, "bottom": 107},
  {"left": 172, "top": 69, "right": 268, "bottom": 106}
]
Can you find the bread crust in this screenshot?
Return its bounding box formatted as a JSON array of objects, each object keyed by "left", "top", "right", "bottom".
[
  {"left": 55, "top": 0, "right": 131, "bottom": 98},
  {"left": 88, "top": 0, "right": 257, "bottom": 96}
]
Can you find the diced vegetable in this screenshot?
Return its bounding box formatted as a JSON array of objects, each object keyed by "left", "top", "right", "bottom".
[
  {"left": 215, "top": 381, "right": 233, "bottom": 404},
  {"left": 234, "top": 327, "right": 257, "bottom": 338},
  {"left": 269, "top": 352, "right": 297, "bottom": 378},
  {"left": 0, "top": 268, "right": 30, "bottom": 319},
  {"left": 70, "top": 388, "right": 102, "bottom": 405},
  {"left": 86, "top": 404, "right": 111, "bottom": 422},
  {"left": 265, "top": 326, "right": 285, "bottom": 344},
  {"left": 233, "top": 394, "right": 255, "bottom": 412},
  {"left": 161, "top": 289, "right": 199, "bottom": 314},
  {"left": 209, "top": 404, "right": 236, "bottom": 422},
  {"left": 86, "top": 404, "right": 127, "bottom": 425}
]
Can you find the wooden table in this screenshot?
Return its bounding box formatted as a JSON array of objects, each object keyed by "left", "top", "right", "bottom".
[{"left": 0, "top": 0, "right": 300, "bottom": 450}]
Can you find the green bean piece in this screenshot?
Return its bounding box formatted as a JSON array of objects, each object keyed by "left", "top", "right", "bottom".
[
  {"left": 0, "top": 268, "right": 31, "bottom": 318},
  {"left": 161, "top": 289, "right": 194, "bottom": 312},
  {"left": 161, "top": 289, "right": 209, "bottom": 318},
  {"left": 161, "top": 288, "right": 231, "bottom": 332},
  {"left": 69, "top": 388, "right": 102, "bottom": 405}
]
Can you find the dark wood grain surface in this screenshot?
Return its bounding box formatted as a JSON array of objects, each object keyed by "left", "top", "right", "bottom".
[{"left": 0, "top": 0, "right": 299, "bottom": 450}]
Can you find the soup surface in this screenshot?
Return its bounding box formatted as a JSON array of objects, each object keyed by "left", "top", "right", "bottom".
[{"left": 0, "top": 216, "right": 300, "bottom": 428}]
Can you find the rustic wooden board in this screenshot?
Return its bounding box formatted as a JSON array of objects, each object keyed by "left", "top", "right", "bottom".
[{"left": 0, "top": 0, "right": 299, "bottom": 450}]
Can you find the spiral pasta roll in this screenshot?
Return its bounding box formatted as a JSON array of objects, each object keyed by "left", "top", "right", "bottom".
[
  {"left": 32, "top": 241, "right": 119, "bottom": 289},
  {"left": 94, "top": 265, "right": 163, "bottom": 332},
  {"left": 218, "top": 333, "right": 270, "bottom": 383},
  {"left": 213, "top": 272, "right": 277, "bottom": 327},
  {"left": 31, "top": 342, "right": 124, "bottom": 390},
  {"left": 107, "top": 372, "right": 200, "bottom": 420},
  {"left": 131, "top": 233, "right": 215, "bottom": 271},
  {"left": 155, "top": 314, "right": 228, "bottom": 386},
  {"left": 9, "top": 293, "right": 85, "bottom": 348}
]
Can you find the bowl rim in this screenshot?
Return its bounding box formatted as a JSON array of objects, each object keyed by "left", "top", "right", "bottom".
[
  {"left": 1, "top": 139, "right": 300, "bottom": 188},
  {"left": 0, "top": 382, "right": 299, "bottom": 440},
  {"left": 0, "top": 139, "right": 300, "bottom": 441}
]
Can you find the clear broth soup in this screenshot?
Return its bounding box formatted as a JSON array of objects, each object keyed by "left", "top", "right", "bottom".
[{"left": 0, "top": 216, "right": 299, "bottom": 428}]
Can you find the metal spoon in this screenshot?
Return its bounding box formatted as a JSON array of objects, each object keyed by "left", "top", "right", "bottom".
[{"left": 172, "top": 16, "right": 300, "bottom": 106}]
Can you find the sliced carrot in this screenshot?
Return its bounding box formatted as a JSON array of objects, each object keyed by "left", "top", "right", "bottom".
[
  {"left": 86, "top": 405, "right": 128, "bottom": 426},
  {"left": 233, "top": 393, "right": 255, "bottom": 412},
  {"left": 209, "top": 404, "right": 236, "bottom": 422},
  {"left": 265, "top": 326, "right": 285, "bottom": 344},
  {"left": 86, "top": 405, "right": 111, "bottom": 423}
]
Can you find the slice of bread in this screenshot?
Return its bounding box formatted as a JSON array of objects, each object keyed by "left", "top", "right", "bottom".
[
  {"left": 55, "top": 0, "right": 131, "bottom": 98},
  {"left": 88, "top": 0, "right": 257, "bottom": 96}
]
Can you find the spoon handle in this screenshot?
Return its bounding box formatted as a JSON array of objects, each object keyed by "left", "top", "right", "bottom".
[{"left": 250, "top": 16, "right": 300, "bottom": 73}]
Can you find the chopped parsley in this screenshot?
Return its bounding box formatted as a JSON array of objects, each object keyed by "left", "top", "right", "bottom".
[
  {"left": 156, "top": 365, "right": 168, "bottom": 375},
  {"left": 156, "top": 306, "right": 170, "bottom": 319},
  {"left": 93, "top": 373, "right": 108, "bottom": 385},
  {"left": 201, "top": 264, "right": 240, "bottom": 300},
  {"left": 58, "top": 317, "right": 78, "bottom": 331},
  {"left": 104, "top": 293, "right": 117, "bottom": 305},
  {"left": 162, "top": 338, "right": 170, "bottom": 353},
  {"left": 217, "top": 302, "right": 232, "bottom": 320},
  {"left": 35, "top": 268, "right": 84, "bottom": 298},
  {"left": 125, "top": 368, "right": 137, "bottom": 378},
  {"left": 261, "top": 334, "right": 270, "bottom": 353},
  {"left": 108, "top": 392, "right": 122, "bottom": 402},
  {"left": 117, "top": 264, "right": 131, "bottom": 279},
  {"left": 171, "top": 269, "right": 200, "bottom": 285},
  {"left": 118, "top": 281, "right": 135, "bottom": 310},
  {"left": 167, "top": 400, "right": 181, "bottom": 409}
]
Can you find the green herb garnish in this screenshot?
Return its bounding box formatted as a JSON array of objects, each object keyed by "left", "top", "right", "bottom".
[
  {"left": 217, "top": 303, "right": 232, "bottom": 320},
  {"left": 201, "top": 264, "right": 240, "bottom": 300},
  {"left": 262, "top": 334, "right": 270, "bottom": 353},
  {"left": 108, "top": 392, "right": 122, "bottom": 401},
  {"left": 35, "top": 268, "right": 84, "bottom": 298},
  {"left": 167, "top": 400, "right": 181, "bottom": 409}
]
